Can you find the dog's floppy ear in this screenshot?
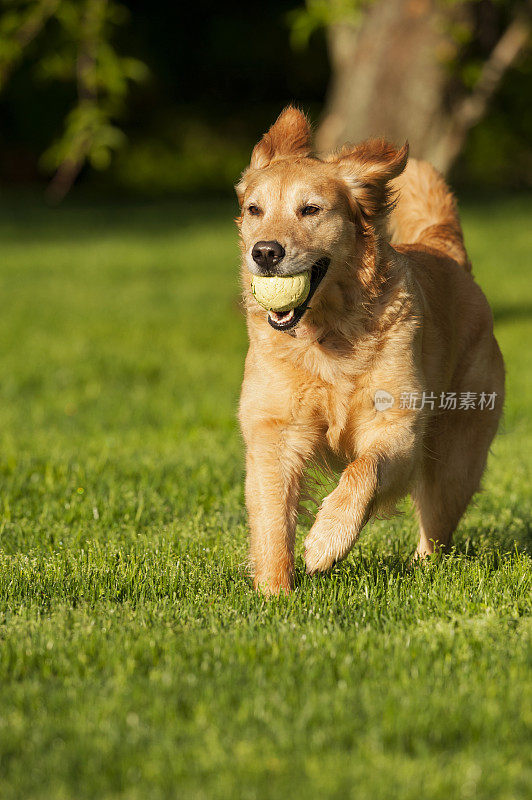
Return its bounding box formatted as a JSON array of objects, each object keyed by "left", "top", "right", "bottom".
[
  {"left": 249, "top": 106, "right": 312, "bottom": 170},
  {"left": 331, "top": 140, "right": 409, "bottom": 223}
]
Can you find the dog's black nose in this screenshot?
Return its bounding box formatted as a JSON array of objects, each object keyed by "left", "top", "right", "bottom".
[{"left": 252, "top": 241, "right": 285, "bottom": 271}]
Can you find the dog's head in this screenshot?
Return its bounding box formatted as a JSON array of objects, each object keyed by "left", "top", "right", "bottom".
[{"left": 236, "top": 106, "right": 408, "bottom": 337}]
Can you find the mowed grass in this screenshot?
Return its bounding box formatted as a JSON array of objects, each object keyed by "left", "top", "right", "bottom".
[{"left": 0, "top": 191, "right": 530, "bottom": 800}]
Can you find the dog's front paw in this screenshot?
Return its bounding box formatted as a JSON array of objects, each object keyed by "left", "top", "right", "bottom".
[{"left": 304, "top": 488, "right": 354, "bottom": 575}]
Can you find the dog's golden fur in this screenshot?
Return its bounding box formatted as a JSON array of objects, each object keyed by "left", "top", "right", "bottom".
[{"left": 236, "top": 107, "right": 505, "bottom": 595}]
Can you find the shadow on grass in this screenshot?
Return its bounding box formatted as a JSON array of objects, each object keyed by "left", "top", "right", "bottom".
[
  {"left": 0, "top": 192, "right": 238, "bottom": 243},
  {"left": 292, "top": 551, "right": 412, "bottom": 593},
  {"left": 453, "top": 520, "right": 532, "bottom": 557},
  {"left": 290, "top": 518, "right": 532, "bottom": 593},
  {"left": 492, "top": 303, "right": 532, "bottom": 324}
]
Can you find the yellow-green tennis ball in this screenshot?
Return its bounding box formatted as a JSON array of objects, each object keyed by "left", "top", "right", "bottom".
[{"left": 251, "top": 271, "right": 311, "bottom": 312}]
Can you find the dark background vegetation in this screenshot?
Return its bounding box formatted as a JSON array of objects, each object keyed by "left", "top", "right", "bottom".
[
  {"left": 0, "top": 0, "right": 530, "bottom": 196},
  {"left": 0, "top": 0, "right": 328, "bottom": 193}
]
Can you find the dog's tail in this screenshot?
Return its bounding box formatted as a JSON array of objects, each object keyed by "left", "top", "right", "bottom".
[{"left": 389, "top": 158, "right": 470, "bottom": 271}]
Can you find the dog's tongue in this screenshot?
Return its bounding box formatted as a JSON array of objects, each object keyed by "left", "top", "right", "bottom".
[{"left": 268, "top": 308, "right": 295, "bottom": 325}]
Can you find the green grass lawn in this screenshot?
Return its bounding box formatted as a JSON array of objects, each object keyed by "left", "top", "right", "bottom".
[{"left": 0, "top": 191, "right": 530, "bottom": 800}]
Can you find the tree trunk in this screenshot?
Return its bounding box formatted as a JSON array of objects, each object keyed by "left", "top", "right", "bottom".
[{"left": 316, "top": 0, "right": 530, "bottom": 174}]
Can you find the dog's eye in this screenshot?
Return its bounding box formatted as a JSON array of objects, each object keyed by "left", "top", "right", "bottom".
[
  {"left": 247, "top": 204, "right": 262, "bottom": 216},
  {"left": 300, "top": 205, "right": 320, "bottom": 217}
]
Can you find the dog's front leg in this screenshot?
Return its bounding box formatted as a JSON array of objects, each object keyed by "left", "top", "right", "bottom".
[
  {"left": 304, "top": 452, "right": 412, "bottom": 574},
  {"left": 244, "top": 421, "right": 316, "bottom": 595}
]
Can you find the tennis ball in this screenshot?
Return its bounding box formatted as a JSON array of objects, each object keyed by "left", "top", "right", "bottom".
[{"left": 251, "top": 271, "right": 311, "bottom": 312}]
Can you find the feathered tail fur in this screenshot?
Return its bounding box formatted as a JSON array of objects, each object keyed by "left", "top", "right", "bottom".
[{"left": 389, "top": 158, "right": 470, "bottom": 271}]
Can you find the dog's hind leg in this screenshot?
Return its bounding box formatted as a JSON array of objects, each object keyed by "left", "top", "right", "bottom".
[{"left": 412, "top": 400, "right": 503, "bottom": 557}]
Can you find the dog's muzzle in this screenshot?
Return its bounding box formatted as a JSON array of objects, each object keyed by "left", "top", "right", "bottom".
[{"left": 267, "top": 258, "right": 330, "bottom": 331}]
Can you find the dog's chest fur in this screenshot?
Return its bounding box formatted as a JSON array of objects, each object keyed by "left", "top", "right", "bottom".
[
  {"left": 289, "top": 341, "right": 388, "bottom": 461},
  {"left": 280, "top": 312, "right": 422, "bottom": 464}
]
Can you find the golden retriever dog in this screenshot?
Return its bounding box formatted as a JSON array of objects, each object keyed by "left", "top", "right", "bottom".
[{"left": 236, "top": 107, "right": 504, "bottom": 595}]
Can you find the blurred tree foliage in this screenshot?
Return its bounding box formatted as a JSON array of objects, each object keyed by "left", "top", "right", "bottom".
[
  {"left": 0, "top": 0, "right": 147, "bottom": 198},
  {"left": 0, "top": 0, "right": 529, "bottom": 195}
]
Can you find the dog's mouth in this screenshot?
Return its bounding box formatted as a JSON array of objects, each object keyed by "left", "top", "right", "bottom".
[{"left": 267, "top": 258, "right": 330, "bottom": 331}]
